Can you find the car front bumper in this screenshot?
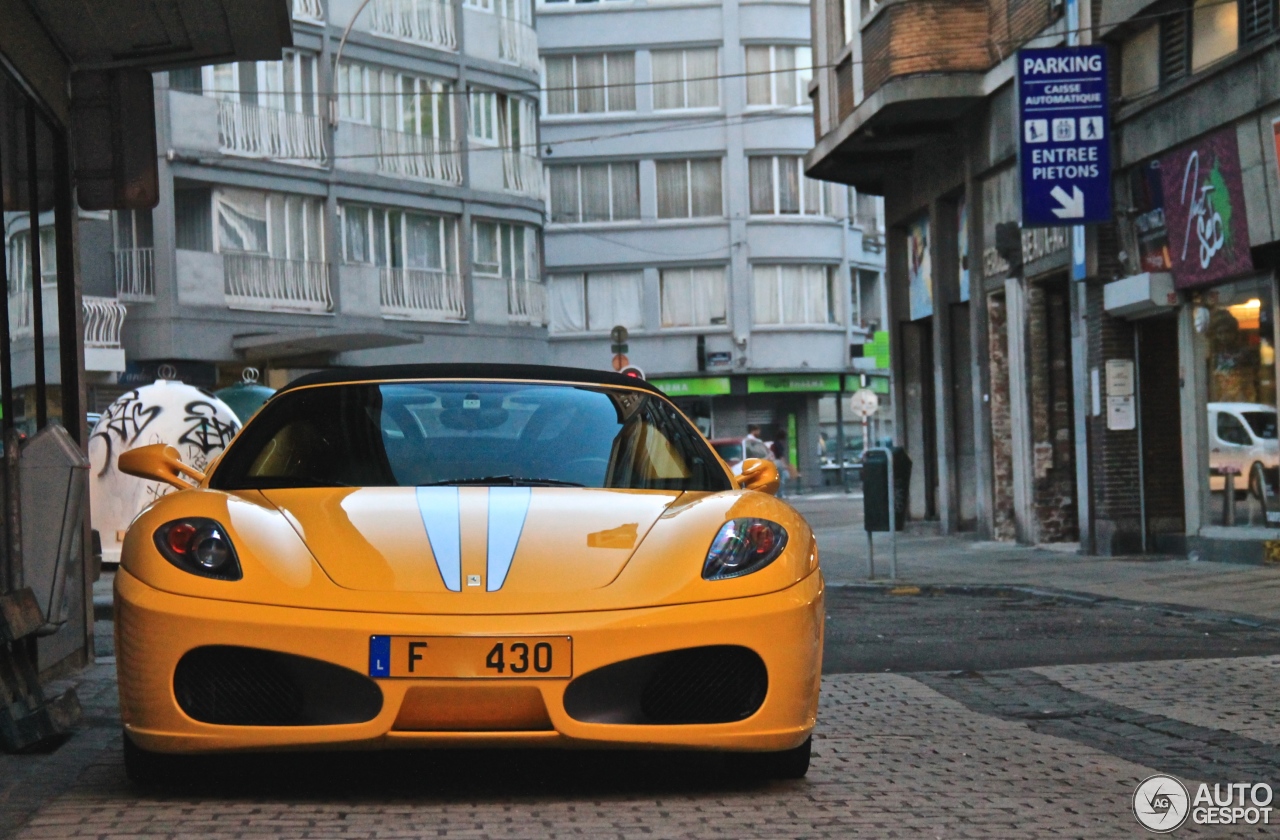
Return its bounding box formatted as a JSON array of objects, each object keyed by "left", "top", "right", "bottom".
[{"left": 115, "top": 569, "right": 824, "bottom": 755}]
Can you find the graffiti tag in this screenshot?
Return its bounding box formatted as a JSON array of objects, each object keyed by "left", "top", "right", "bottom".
[
  {"left": 178, "top": 401, "right": 240, "bottom": 456},
  {"left": 1179, "top": 151, "right": 1226, "bottom": 271}
]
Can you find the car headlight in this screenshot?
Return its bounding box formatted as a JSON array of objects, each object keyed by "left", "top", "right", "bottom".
[
  {"left": 153, "top": 518, "right": 243, "bottom": 581},
  {"left": 702, "top": 518, "right": 788, "bottom": 580}
]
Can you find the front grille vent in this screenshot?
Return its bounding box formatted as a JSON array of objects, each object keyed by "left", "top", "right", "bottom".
[{"left": 174, "top": 646, "right": 382, "bottom": 727}]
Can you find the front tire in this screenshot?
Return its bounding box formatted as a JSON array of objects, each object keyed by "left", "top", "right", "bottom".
[
  {"left": 739, "top": 736, "right": 812, "bottom": 780},
  {"left": 122, "top": 730, "right": 184, "bottom": 786}
]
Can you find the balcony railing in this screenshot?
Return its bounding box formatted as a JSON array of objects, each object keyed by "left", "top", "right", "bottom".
[
  {"left": 364, "top": 125, "right": 463, "bottom": 183},
  {"left": 365, "top": 0, "right": 457, "bottom": 51},
  {"left": 83, "top": 296, "right": 128, "bottom": 348},
  {"left": 507, "top": 278, "right": 546, "bottom": 326},
  {"left": 381, "top": 268, "right": 466, "bottom": 321},
  {"left": 224, "top": 252, "right": 333, "bottom": 314},
  {"left": 217, "top": 100, "right": 327, "bottom": 166},
  {"left": 498, "top": 17, "right": 539, "bottom": 71},
  {"left": 293, "top": 0, "right": 324, "bottom": 20},
  {"left": 503, "top": 150, "right": 542, "bottom": 198},
  {"left": 115, "top": 248, "right": 155, "bottom": 301}
]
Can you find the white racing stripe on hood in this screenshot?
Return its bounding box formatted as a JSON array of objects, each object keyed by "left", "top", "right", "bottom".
[
  {"left": 486, "top": 487, "right": 531, "bottom": 591},
  {"left": 416, "top": 486, "right": 461, "bottom": 592}
]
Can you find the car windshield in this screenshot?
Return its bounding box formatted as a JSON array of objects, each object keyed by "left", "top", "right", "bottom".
[
  {"left": 1243, "top": 410, "right": 1278, "bottom": 440},
  {"left": 209, "top": 381, "right": 732, "bottom": 492}
]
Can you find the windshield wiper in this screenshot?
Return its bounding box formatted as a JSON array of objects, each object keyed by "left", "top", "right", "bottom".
[{"left": 420, "top": 475, "right": 584, "bottom": 487}]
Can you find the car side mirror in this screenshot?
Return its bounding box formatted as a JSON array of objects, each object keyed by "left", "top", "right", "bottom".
[
  {"left": 117, "top": 444, "right": 205, "bottom": 490},
  {"left": 738, "top": 458, "right": 780, "bottom": 495}
]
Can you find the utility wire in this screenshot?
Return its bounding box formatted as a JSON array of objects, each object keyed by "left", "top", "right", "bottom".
[{"left": 174, "top": 0, "right": 1221, "bottom": 100}]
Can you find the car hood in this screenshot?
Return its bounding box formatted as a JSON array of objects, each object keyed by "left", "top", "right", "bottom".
[{"left": 260, "top": 487, "right": 679, "bottom": 595}]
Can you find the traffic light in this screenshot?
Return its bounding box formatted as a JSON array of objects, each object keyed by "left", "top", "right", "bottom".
[{"left": 619, "top": 365, "right": 645, "bottom": 380}]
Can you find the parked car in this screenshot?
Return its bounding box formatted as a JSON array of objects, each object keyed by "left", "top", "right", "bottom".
[{"left": 1208, "top": 402, "right": 1278, "bottom": 496}]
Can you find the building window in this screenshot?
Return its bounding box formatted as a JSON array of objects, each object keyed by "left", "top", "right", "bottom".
[
  {"left": 7, "top": 227, "right": 57, "bottom": 289},
  {"left": 850, "top": 188, "right": 884, "bottom": 232},
  {"left": 752, "top": 265, "right": 835, "bottom": 326},
  {"left": 549, "top": 271, "right": 644, "bottom": 333},
  {"left": 744, "top": 45, "right": 813, "bottom": 107},
  {"left": 749, "top": 156, "right": 834, "bottom": 216},
  {"left": 203, "top": 50, "right": 319, "bottom": 114},
  {"left": 852, "top": 268, "right": 882, "bottom": 330},
  {"left": 464, "top": 0, "right": 491, "bottom": 8},
  {"left": 651, "top": 48, "right": 719, "bottom": 110},
  {"left": 342, "top": 205, "right": 458, "bottom": 272},
  {"left": 660, "top": 267, "right": 727, "bottom": 327},
  {"left": 214, "top": 188, "right": 325, "bottom": 261},
  {"left": 338, "top": 63, "right": 454, "bottom": 140},
  {"left": 468, "top": 88, "right": 536, "bottom": 149},
  {"left": 175, "top": 187, "right": 214, "bottom": 252},
  {"left": 1192, "top": 0, "right": 1239, "bottom": 71},
  {"left": 656, "top": 159, "right": 723, "bottom": 219},
  {"left": 473, "top": 221, "right": 539, "bottom": 280},
  {"left": 548, "top": 162, "right": 640, "bottom": 223},
  {"left": 1121, "top": 25, "right": 1160, "bottom": 98},
  {"left": 544, "top": 53, "right": 636, "bottom": 115}
]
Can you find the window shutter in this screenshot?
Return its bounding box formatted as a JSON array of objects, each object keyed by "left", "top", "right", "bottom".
[
  {"left": 1160, "top": 7, "right": 1189, "bottom": 83},
  {"left": 1243, "top": 0, "right": 1275, "bottom": 41}
]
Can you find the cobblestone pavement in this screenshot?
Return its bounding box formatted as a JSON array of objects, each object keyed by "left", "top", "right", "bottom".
[{"left": 7, "top": 658, "right": 1280, "bottom": 839}]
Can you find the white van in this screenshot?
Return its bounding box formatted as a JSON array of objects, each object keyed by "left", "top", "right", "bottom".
[{"left": 1208, "top": 402, "right": 1278, "bottom": 495}]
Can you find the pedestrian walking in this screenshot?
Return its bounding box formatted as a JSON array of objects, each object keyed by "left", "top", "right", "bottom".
[{"left": 742, "top": 424, "right": 771, "bottom": 460}]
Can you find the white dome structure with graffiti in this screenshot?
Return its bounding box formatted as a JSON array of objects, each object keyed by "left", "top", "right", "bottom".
[{"left": 89, "top": 379, "right": 241, "bottom": 564}]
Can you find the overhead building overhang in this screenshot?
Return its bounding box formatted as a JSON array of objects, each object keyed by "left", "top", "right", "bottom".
[
  {"left": 21, "top": 0, "right": 292, "bottom": 72},
  {"left": 232, "top": 330, "right": 424, "bottom": 362},
  {"left": 805, "top": 73, "right": 986, "bottom": 195}
]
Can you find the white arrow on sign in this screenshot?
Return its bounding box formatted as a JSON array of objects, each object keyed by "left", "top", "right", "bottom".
[{"left": 1050, "top": 186, "right": 1085, "bottom": 219}]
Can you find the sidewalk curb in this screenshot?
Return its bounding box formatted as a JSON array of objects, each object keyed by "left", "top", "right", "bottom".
[{"left": 831, "top": 581, "right": 1280, "bottom": 634}]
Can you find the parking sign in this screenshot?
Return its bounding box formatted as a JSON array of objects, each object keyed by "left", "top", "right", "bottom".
[{"left": 1018, "top": 46, "right": 1112, "bottom": 227}]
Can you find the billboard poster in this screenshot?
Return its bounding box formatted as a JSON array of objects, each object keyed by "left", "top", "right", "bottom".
[
  {"left": 908, "top": 214, "right": 932, "bottom": 320},
  {"left": 1128, "top": 160, "right": 1171, "bottom": 273},
  {"left": 1160, "top": 127, "right": 1253, "bottom": 290}
]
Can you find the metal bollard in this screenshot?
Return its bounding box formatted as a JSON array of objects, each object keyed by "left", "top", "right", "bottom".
[{"left": 1223, "top": 470, "right": 1237, "bottom": 527}]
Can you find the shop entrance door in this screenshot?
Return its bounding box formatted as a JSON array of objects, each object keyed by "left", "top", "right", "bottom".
[
  {"left": 1137, "top": 315, "right": 1185, "bottom": 544},
  {"left": 901, "top": 319, "right": 938, "bottom": 519}
]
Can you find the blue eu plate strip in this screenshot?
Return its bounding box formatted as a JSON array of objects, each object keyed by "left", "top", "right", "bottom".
[{"left": 369, "top": 635, "right": 391, "bottom": 678}]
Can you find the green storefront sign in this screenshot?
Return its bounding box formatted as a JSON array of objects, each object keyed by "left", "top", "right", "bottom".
[
  {"left": 650, "top": 376, "right": 732, "bottom": 397},
  {"left": 747, "top": 374, "right": 842, "bottom": 394},
  {"left": 866, "top": 331, "right": 891, "bottom": 370}
]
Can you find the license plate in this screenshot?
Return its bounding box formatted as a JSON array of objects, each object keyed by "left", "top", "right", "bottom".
[{"left": 369, "top": 635, "right": 572, "bottom": 679}]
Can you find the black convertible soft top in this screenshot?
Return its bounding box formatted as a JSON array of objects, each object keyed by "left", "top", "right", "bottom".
[{"left": 276, "top": 363, "right": 664, "bottom": 396}]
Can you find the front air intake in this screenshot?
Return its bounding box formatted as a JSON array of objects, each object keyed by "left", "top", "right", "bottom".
[
  {"left": 174, "top": 646, "right": 383, "bottom": 726},
  {"left": 563, "top": 645, "right": 767, "bottom": 725}
]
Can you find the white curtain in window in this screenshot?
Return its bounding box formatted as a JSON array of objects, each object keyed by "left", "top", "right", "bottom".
[
  {"left": 473, "top": 222, "right": 500, "bottom": 274},
  {"left": 656, "top": 160, "right": 689, "bottom": 219},
  {"left": 580, "top": 164, "right": 612, "bottom": 221},
  {"left": 576, "top": 55, "right": 606, "bottom": 113},
  {"left": 774, "top": 47, "right": 797, "bottom": 106},
  {"left": 606, "top": 53, "right": 636, "bottom": 111},
  {"left": 549, "top": 167, "right": 580, "bottom": 223},
  {"left": 651, "top": 50, "right": 683, "bottom": 110},
  {"left": 661, "top": 268, "right": 691, "bottom": 326},
  {"left": 685, "top": 49, "right": 719, "bottom": 107},
  {"left": 1192, "top": 0, "right": 1238, "bottom": 71},
  {"left": 745, "top": 47, "right": 772, "bottom": 105},
  {"left": 803, "top": 266, "right": 829, "bottom": 323},
  {"left": 693, "top": 266, "right": 726, "bottom": 324},
  {"left": 689, "top": 159, "right": 722, "bottom": 217},
  {"left": 550, "top": 274, "right": 586, "bottom": 333},
  {"left": 611, "top": 162, "right": 640, "bottom": 219},
  {"left": 217, "top": 188, "right": 268, "bottom": 253},
  {"left": 286, "top": 198, "right": 306, "bottom": 260},
  {"left": 780, "top": 265, "right": 806, "bottom": 323},
  {"left": 804, "top": 176, "right": 823, "bottom": 216},
  {"left": 662, "top": 267, "right": 725, "bottom": 326},
  {"left": 753, "top": 266, "right": 781, "bottom": 324},
  {"left": 778, "top": 157, "right": 800, "bottom": 214},
  {"left": 587, "top": 272, "right": 644, "bottom": 330},
  {"left": 749, "top": 157, "right": 774, "bottom": 214},
  {"left": 344, "top": 206, "right": 369, "bottom": 263},
  {"left": 545, "top": 57, "right": 574, "bottom": 115},
  {"left": 406, "top": 214, "right": 442, "bottom": 270}
]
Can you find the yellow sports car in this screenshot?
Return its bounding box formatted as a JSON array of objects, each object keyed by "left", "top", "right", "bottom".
[{"left": 114, "top": 365, "right": 824, "bottom": 782}]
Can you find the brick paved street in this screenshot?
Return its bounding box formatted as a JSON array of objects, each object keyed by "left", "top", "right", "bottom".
[{"left": 4, "top": 653, "right": 1280, "bottom": 839}]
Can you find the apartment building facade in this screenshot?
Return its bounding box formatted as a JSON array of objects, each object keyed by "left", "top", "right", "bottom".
[
  {"left": 93, "top": 0, "right": 547, "bottom": 405},
  {"left": 808, "top": 0, "right": 1280, "bottom": 562},
  {"left": 536, "top": 0, "right": 887, "bottom": 482}
]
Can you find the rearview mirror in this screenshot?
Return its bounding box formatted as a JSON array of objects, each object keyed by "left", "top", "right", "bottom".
[
  {"left": 117, "top": 444, "right": 205, "bottom": 490},
  {"left": 738, "top": 458, "right": 780, "bottom": 495}
]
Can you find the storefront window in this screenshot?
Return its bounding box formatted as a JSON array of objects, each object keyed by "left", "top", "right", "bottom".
[{"left": 1203, "top": 277, "right": 1278, "bottom": 526}]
